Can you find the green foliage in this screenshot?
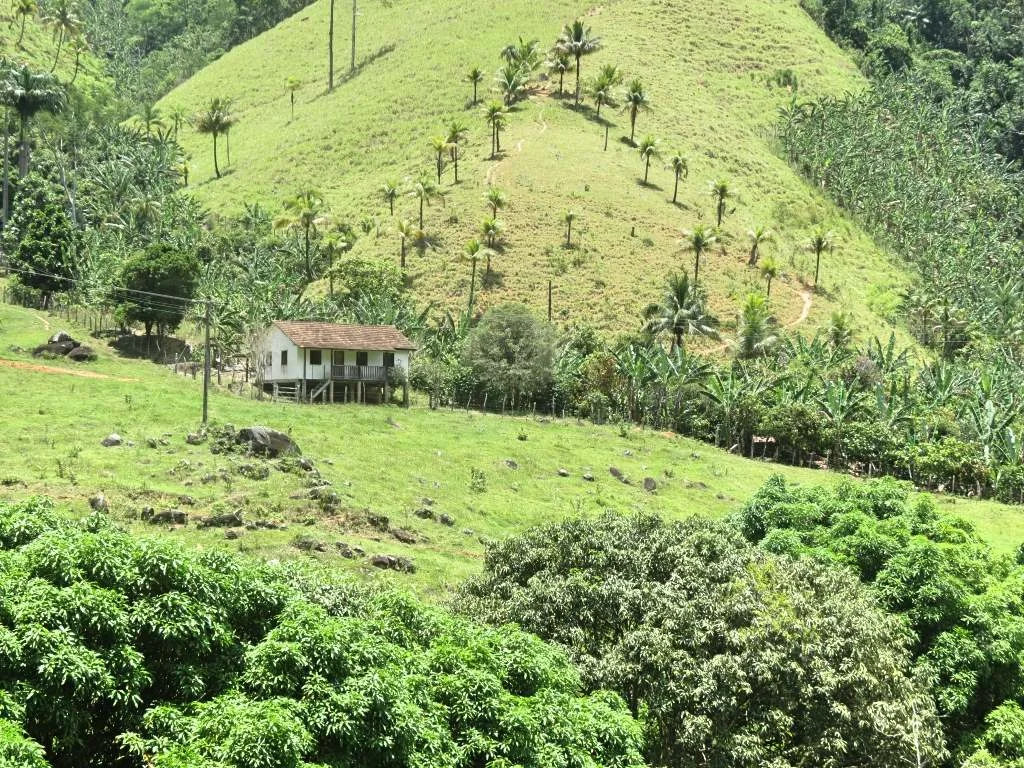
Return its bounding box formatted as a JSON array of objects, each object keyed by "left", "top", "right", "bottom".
[
  {"left": 117, "top": 243, "right": 201, "bottom": 336},
  {"left": 462, "top": 303, "right": 557, "bottom": 404},
  {"left": 4, "top": 174, "right": 77, "bottom": 300},
  {"left": 460, "top": 511, "right": 945, "bottom": 767},
  {"left": 0, "top": 496, "right": 645, "bottom": 768},
  {"left": 329, "top": 255, "right": 403, "bottom": 304}
]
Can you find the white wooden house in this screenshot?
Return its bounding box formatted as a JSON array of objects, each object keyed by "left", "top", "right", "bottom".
[{"left": 258, "top": 321, "right": 416, "bottom": 405}]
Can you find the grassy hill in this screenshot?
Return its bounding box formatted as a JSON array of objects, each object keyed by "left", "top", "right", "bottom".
[
  {"left": 160, "top": 0, "right": 911, "bottom": 338},
  {"left": 1, "top": 300, "right": 1019, "bottom": 599}
]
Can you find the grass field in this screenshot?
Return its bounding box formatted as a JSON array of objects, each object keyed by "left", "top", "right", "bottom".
[
  {"left": 160, "top": 0, "right": 912, "bottom": 341},
  {"left": 2, "top": 301, "right": 1020, "bottom": 599}
]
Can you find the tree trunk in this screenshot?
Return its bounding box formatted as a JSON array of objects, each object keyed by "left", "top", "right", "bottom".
[
  {"left": 574, "top": 55, "right": 581, "bottom": 106},
  {"left": 18, "top": 119, "right": 29, "bottom": 178},
  {"left": 496, "top": 125, "right": 501, "bottom": 153},
  {"left": 328, "top": 0, "right": 335, "bottom": 91},
  {"left": 644, "top": 157, "right": 650, "bottom": 183},
  {"left": 566, "top": 220, "right": 572, "bottom": 247},
  {"left": 436, "top": 153, "right": 442, "bottom": 183},
  {"left": 814, "top": 251, "right": 822, "bottom": 286},
  {"left": 419, "top": 197, "right": 424, "bottom": 229},
  {"left": 630, "top": 113, "right": 636, "bottom": 143},
  {"left": 693, "top": 252, "right": 700, "bottom": 285},
  {"left": 51, "top": 30, "right": 64, "bottom": 72},
  {"left": 453, "top": 146, "right": 459, "bottom": 183},
  {"left": 748, "top": 244, "right": 758, "bottom": 266},
  {"left": 17, "top": 16, "right": 26, "bottom": 46},
  {"left": 400, "top": 239, "right": 405, "bottom": 268},
  {"left": 473, "top": 81, "right": 478, "bottom": 104},
  {"left": 673, "top": 173, "right": 679, "bottom": 204},
  {"left": 766, "top": 277, "right": 772, "bottom": 298},
  {"left": 467, "top": 255, "right": 477, "bottom": 316},
  {"left": 290, "top": 93, "right": 295, "bottom": 121},
  {"left": 351, "top": 0, "right": 357, "bottom": 71},
  {"left": 304, "top": 226, "right": 312, "bottom": 280},
  {"left": 2, "top": 108, "right": 10, "bottom": 227},
  {"left": 71, "top": 53, "right": 81, "bottom": 84},
  {"left": 388, "top": 198, "right": 394, "bottom": 215},
  {"left": 212, "top": 133, "right": 220, "bottom": 178}
]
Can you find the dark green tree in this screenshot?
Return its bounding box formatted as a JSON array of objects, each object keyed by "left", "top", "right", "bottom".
[
  {"left": 462, "top": 303, "right": 556, "bottom": 404},
  {"left": 117, "top": 242, "right": 200, "bottom": 337},
  {"left": 4, "top": 173, "right": 76, "bottom": 305}
]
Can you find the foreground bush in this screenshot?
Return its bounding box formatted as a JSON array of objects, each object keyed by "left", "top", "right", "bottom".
[
  {"left": 0, "top": 498, "right": 645, "bottom": 768},
  {"left": 459, "top": 512, "right": 945, "bottom": 768}
]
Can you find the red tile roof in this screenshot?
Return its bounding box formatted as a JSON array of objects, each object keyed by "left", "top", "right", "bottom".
[{"left": 273, "top": 321, "right": 417, "bottom": 351}]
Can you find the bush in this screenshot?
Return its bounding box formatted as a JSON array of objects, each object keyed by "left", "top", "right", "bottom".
[{"left": 462, "top": 304, "right": 556, "bottom": 406}]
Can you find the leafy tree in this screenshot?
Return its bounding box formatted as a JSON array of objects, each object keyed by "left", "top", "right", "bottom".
[
  {"left": 556, "top": 19, "right": 601, "bottom": 106},
  {"left": 4, "top": 174, "right": 76, "bottom": 304},
  {"left": 407, "top": 176, "right": 441, "bottom": 229},
  {"left": 14, "top": 0, "right": 37, "bottom": 47},
  {"left": 563, "top": 209, "right": 576, "bottom": 247},
  {"left": 445, "top": 119, "right": 468, "bottom": 183},
  {"left": 734, "top": 292, "right": 778, "bottom": 358},
  {"left": 380, "top": 178, "right": 399, "bottom": 215},
  {"left": 637, "top": 134, "right": 659, "bottom": 184},
  {"left": 666, "top": 151, "right": 687, "bottom": 204},
  {"left": 460, "top": 512, "right": 946, "bottom": 768},
  {"left": 462, "top": 303, "right": 557, "bottom": 403},
  {"left": 545, "top": 50, "right": 573, "bottom": 95},
  {"left": 760, "top": 254, "right": 780, "bottom": 297},
  {"left": 682, "top": 223, "right": 716, "bottom": 285},
  {"left": 329, "top": 254, "right": 402, "bottom": 305},
  {"left": 273, "top": 188, "right": 329, "bottom": 281},
  {"left": 194, "top": 96, "right": 232, "bottom": 179},
  {"left": 622, "top": 78, "right": 649, "bottom": 144},
  {"left": 709, "top": 178, "right": 732, "bottom": 226},
  {"left": 482, "top": 99, "right": 507, "bottom": 157},
  {"left": 747, "top": 225, "right": 772, "bottom": 266},
  {"left": 643, "top": 272, "right": 719, "bottom": 350},
  {"left": 808, "top": 226, "right": 833, "bottom": 287},
  {"left": 466, "top": 65, "right": 484, "bottom": 105},
  {"left": 485, "top": 186, "right": 506, "bottom": 217},
  {"left": 42, "top": 0, "right": 80, "bottom": 72},
  {"left": 2, "top": 65, "right": 64, "bottom": 179},
  {"left": 117, "top": 242, "right": 201, "bottom": 337},
  {"left": 286, "top": 76, "right": 300, "bottom": 121}
]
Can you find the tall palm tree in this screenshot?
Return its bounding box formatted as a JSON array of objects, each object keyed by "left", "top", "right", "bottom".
[
  {"left": 446, "top": 118, "right": 468, "bottom": 183},
  {"left": 495, "top": 61, "right": 527, "bottom": 106},
  {"left": 380, "top": 179, "right": 399, "bottom": 215},
  {"left": 485, "top": 186, "right": 506, "bottom": 217},
  {"left": 545, "top": 50, "right": 573, "bottom": 95},
  {"left": 471, "top": 230, "right": 497, "bottom": 274},
  {"left": 622, "top": 78, "right": 649, "bottom": 144},
  {"left": 43, "top": 0, "right": 80, "bottom": 72},
  {"left": 682, "top": 224, "right": 717, "bottom": 285},
  {"left": 395, "top": 219, "right": 413, "bottom": 268},
  {"left": 322, "top": 229, "right": 353, "bottom": 296},
  {"left": 0, "top": 58, "right": 13, "bottom": 227},
  {"left": 407, "top": 176, "right": 442, "bottom": 229},
  {"left": 466, "top": 66, "right": 485, "bottom": 105},
  {"left": 709, "top": 179, "right": 731, "bottom": 227},
  {"left": 502, "top": 37, "right": 542, "bottom": 74},
  {"left": 273, "top": 189, "right": 329, "bottom": 281},
  {"left": 429, "top": 134, "right": 449, "bottom": 184},
  {"left": 666, "top": 152, "right": 688, "bottom": 204},
  {"left": 556, "top": 19, "right": 601, "bottom": 106},
  {"left": 590, "top": 63, "right": 621, "bottom": 116},
  {"left": 67, "top": 35, "right": 87, "bottom": 83},
  {"left": 808, "top": 226, "right": 833, "bottom": 287},
  {"left": 563, "top": 209, "right": 576, "bottom": 247},
  {"left": 15, "top": 0, "right": 37, "bottom": 47},
  {"left": 734, "top": 293, "right": 778, "bottom": 359},
  {"left": 286, "top": 76, "right": 300, "bottom": 121},
  {"left": 643, "top": 272, "right": 719, "bottom": 350},
  {"left": 483, "top": 99, "right": 507, "bottom": 158},
  {"left": 759, "top": 255, "right": 780, "bottom": 298},
  {"left": 4, "top": 64, "right": 64, "bottom": 179},
  {"left": 194, "top": 97, "right": 231, "bottom": 179},
  {"left": 638, "top": 135, "right": 659, "bottom": 184},
  {"left": 747, "top": 226, "right": 772, "bottom": 266},
  {"left": 166, "top": 104, "right": 189, "bottom": 138}
]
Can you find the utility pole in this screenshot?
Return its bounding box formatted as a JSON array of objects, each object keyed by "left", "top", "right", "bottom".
[
  {"left": 547, "top": 280, "right": 552, "bottom": 322},
  {"left": 202, "top": 299, "right": 211, "bottom": 424},
  {"left": 350, "top": 0, "right": 358, "bottom": 72},
  {"left": 328, "top": 0, "right": 335, "bottom": 91}
]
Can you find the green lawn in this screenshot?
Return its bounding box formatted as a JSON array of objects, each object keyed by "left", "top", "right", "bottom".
[
  {"left": 2, "top": 301, "right": 1021, "bottom": 600},
  {"left": 160, "top": 0, "right": 913, "bottom": 341}
]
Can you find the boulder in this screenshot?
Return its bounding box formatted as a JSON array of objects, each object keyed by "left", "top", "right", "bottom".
[
  {"left": 235, "top": 427, "right": 300, "bottom": 458},
  {"left": 224, "top": 528, "right": 242, "bottom": 540},
  {"left": 609, "top": 467, "right": 628, "bottom": 483},
  {"left": 66, "top": 345, "right": 96, "bottom": 362},
  {"left": 49, "top": 331, "right": 74, "bottom": 344},
  {"left": 141, "top": 507, "right": 187, "bottom": 525},
  {"left": 643, "top": 477, "right": 657, "bottom": 493},
  {"left": 370, "top": 554, "right": 415, "bottom": 573},
  {"left": 391, "top": 527, "right": 417, "bottom": 544},
  {"left": 582, "top": 473, "right": 595, "bottom": 482},
  {"left": 196, "top": 510, "right": 243, "bottom": 528},
  {"left": 88, "top": 493, "right": 108, "bottom": 512},
  {"left": 505, "top": 459, "right": 519, "bottom": 470},
  {"left": 557, "top": 468, "right": 570, "bottom": 477},
  {"left": 335, "top": 541, "right": 357, "bottom": 558},
  {"left": 438, "top": 513, "right": 455, "bottom": 527},
  {"left": 413, "top": 507, "right": 434, "bottom": 520},
  {"left": 101, "top": 433, "right": 123, "bottom": 447},
  {"left": 33, "top": 341, "right": 75, "bottom": 358},
  {"left": 186, "top": 432, "right": 205, "bottom": 445},
  {"left": 366, "top": 513, "right": 390, "bottom": 532}
]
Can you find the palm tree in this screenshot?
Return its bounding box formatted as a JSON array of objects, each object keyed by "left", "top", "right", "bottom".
[
  {"left": 495, "top": 62, "right": 527, "bottom": 106},
  {"left": 194, "top": 97, "right": 231, "bottom": 179},
  {"left": 220, "top": 99, "right": 238, "bottom": 167},
  {"left": 483, "top": 99, "right": 507, "bottom": 158},
  {"left": 563, "top": 209, "right": 576, "bottom": 247},
  {"left": 322, "top": 229, "right": 353, "bottom": 296},
  {"left": 166, "top": 104, "right": 189, "bottom": 138},
  {"left": 466, "top": 66, "right": 485, "bottom": 105},
  {"left": 380, "top": 179, "right": 399, "bottom": 215},
  {"left": 643, "top": 272, "right": 719, "bottom": 350},
  {"left": 286, "top": 76, "right": 300, "bottom": 121},
  {"left": 556, "top": 19, "right": 601, "bottom": 106},
  {"left": 43, "top": 0, "right": 80, "bottom": 72},
  {"left": 622, "top": 78, "right": 649, "bottom": 144},
  {"left": 429, "top": 134, "right": 449, "bottom": 184},
  {"left": 808, "top": 226, "right": 833, "bottom": 287},
  {"left": 4, "top": 65, "right": 64, "bottom": 179},
  {"left": 666, "top": 152, "right": 688, "bottom": 204},
  {"left": 395, "top": 219, "right": 413, "bottom": 268},
  {"left": 747, "top": 226, "right": 772, "bottom": 266},
  {"left": 734, "top": 293, "right": 778, "bottom": 359},
  {"left": 15, "top": 0, "right": 37, "bottom": 47},
  {"left": 545, "top": 50, "right": 573, "bottom": 95},
  {"left": 273, "top": 189, "right": 329, "bottom": 281},
  {"left": 446, "top": 118, "right": 468, "bottom": 183},
  {"left": 502, "top": 37, "right": 542, "bottom": 74},
  {"left": 638, "top": 135, "right": 659, "bottom": 184},
  {"left": 760, "top": 255, "right": 780, "bottom": 298},
  {"left": 485, "top": 186, "right": 506, "bottom": 217},
  {"left": 590, "top": 63, "right": 621, "bottom": 117},
  {"left": 709, "top": 179, "right": 731, "bottom": 227},
  {"left": 470, "top": 232, "right": 497, "bottom": 275},
  {"left": 136, "top": 103, "right": 164, "bottom": 135},
  {"left": 407, "top": 176, "right": 442, "bottom": 229},
  {"left": 68, "top": 35, "right": 87, "bottom": 83},
  {"left": 480, "top": 216, "right": 502, "bottom": 251},
  {"left": 682, "top": 224, "right": 717, "bottom": 285}
]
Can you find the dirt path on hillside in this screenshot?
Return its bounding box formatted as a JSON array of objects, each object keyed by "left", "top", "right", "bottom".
[
  {"left": 0, "top": 358, "right": 136, "bottom": 382},
  {"left": 32, "top": 314, "right": 51, "bottom": 330},
  {"left": 485, "top": 107, "right": 548, "bottom": 186},
  {"left": 703, "top": 283, "right": 813, "bottom": 355}
]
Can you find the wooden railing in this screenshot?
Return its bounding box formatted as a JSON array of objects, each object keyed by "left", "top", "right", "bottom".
[{"left": 331, "top": 364, "right": 387, "bottom": 381}]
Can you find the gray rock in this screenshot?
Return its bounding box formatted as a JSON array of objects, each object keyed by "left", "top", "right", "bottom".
[
  {"left": 49, "top": 330, "right": 73, "bottom": 344},
  {"left": 142, "top": 507, "right": 187, "bottom": 525},
  {"left": 224, "top": 528, "right": 242, "bottom": 540},
  {"left": 391, "top": 527, "right": 417, "bottom": 544},
  {"left": 582, "top": 473, "right": 595, "bottom": 482},
  {"left": 557, "top": 468, "right": 570, "bottom": 477},
  {"left": 643, "top": 477, "right": 657, "bottom": 493},
  {"left": 197, "top": 510, "right": 243, "bottom": 528},
  {"left": 178, "top": 495, "right": 196, "bottom": 506},
  {"left": 186, "top": 432, "right": 204, "bottom": 445},
  {"left": 413, "top": 507, "right": 434, "bottom": 520},
  {"left": 236, "top": 426, "right": 300, "bottom": 457},
  {"left": 609, "top": 466, "right": 628, "bottom": 483},
  {"left": 101, "top": 433, "right": 123, "bottom": 447},
  {"left": 505, "top": 459, "right": 519, "bottom": 470},
  {"left": 66, "top": 345, "right": 96, "bottom": 362},
  {"left": 88, "top": 493, "right": 108, "bottom": 512},
  {"left": 367, "top": 513, "right": 390, "bottom": 532},
  {"left": 438, "top": 513, "right": 455, "bottom": 527},
  {"left": 370, "top": 554, "right": 415, "bottom": 573},
  {"left": 146, "top": 438, "right": 158, "bottom": 449},
  {"left": 335, "top": 541, "right": 357, "bottom": 558}
]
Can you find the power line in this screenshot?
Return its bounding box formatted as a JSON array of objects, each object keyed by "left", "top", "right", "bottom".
[{"left": 1, "top": 265, "right": 221, "bottom": 307}]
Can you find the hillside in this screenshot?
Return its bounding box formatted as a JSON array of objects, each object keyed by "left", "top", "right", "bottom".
[
  {"left": 1, "top": 301, "right": 1019, "bottom": 598},
  {"left": 160, "top": 0, "right": 911, "bottom": 337}
]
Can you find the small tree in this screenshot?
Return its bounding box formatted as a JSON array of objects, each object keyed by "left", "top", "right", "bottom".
[
  {"left": 380, "top": 179, "right": 399, "bottom": 215},
  {"left": 15, "top": 0, "right": 37, "bottom": 47},
  {"left": 429, "top": 134, "right": 449, "bottom": 184},
  {"left": 480, "top": 216, "right": 502, "bottom": 255},
  {"left": 43, "top": 0, "right": 81, "bottom": 72},
  {"left": 194, "top": 97, "right": 231, "bottom": 179},
  {"left": 734, "top": 292, "right": 778, "bottom": 358},
  {"left": 760, "top": 255, "right": 780, "bottom": 298},
  {"left": 407, "top": 176, "right": 442, "bottom": 229},
  {"left": 666, "top": 152, "right": 688, "bottom": 204},
  {"left": 446, "top": 119, "right": 469, "bottom": 183},
  {"left": 643, "top": 271, "right": 719, "bottom": 350},
  {"left": 682, "top": 224, "right": 717, "bottom": 285},
  {"left": 395, "top": 219, "right": 413, "bottom": 268},
  {"left": 638, "top": 135, "right": 659, "bottom": 184},
  {"left": 286, "top": 76, "right": 300, "bottom": 121},
  {"left": 710, "top": 178, "right": 732, "bottom": 227},
  {"left": 4, "top": 174, "right": 76, "bottom": 305},
  {"left": 555, "top": 19, "right": 601, "bottom": 106},
  {"left": 808, "top": 226, "right": 833, "bottom": 287},
  {"left": 590, "top": 63, "right": 621, "bottom": 117},
  {"left": 545, "top": 50, "right": 573, "bottom": 95},
  {"left": 483, "top": 100, "right": 507, "bottom": 158},
  {"left": 563, "top": 209, "right": 576, "bottom": 247},
  {"left": 485, "top": 186, "right": 507, "bottom": 217},
  {"left": 747, "top": 225, "right": 772, "bottom": 266},
  {"left": 273, "top": 189, "right": 329, "bottom": 281},
  {"left": 622, "top": 78, "right": 649, "bottom": 144},
  {"left": 118, "top": 243, "right": 200, "bottom": 338},
  {"left": 466, "top": 66, "right": 485, "bottom": 105},
  {"left": 462, "top": 303, "right": 557, "bottom": 406}
]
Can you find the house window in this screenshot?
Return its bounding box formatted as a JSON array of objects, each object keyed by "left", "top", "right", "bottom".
[
  {"left": 281, "top": 350, "right": 288, "bottom": 367},
  {"left": 383, "top": 352, "right": 395, "bottom": 368},
  {"left": 310, "top": 350, "right": 322, "bottom": 365},
  {"left": 356, "top": 351, "right": 368, "bottom": 366}
]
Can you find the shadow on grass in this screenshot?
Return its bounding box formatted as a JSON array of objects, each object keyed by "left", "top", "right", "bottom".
[
  {"left": 319, "top": 44, "right": 397, "bottom": 95},
  {"left": 481, "top": 268, "right": 505, "bottom": 289},
  {"left": 638, "top": 179, "right": 664, "bottom": 191}
]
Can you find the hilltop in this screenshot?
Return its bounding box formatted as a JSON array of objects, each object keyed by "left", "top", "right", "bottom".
[{"left": 160, "top": 0, "right": 911, "bottom": 337}]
